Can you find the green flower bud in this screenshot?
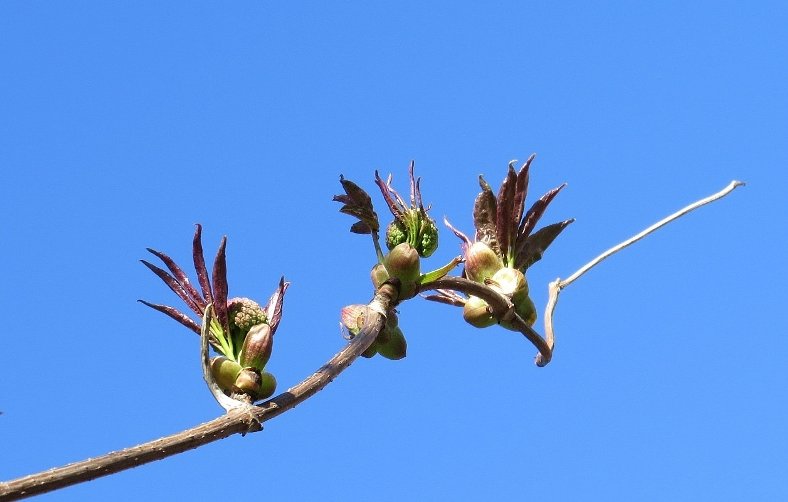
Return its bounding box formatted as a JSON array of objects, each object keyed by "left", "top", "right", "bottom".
[
  {"left": 228, "top": 297, "right": 266, "bottom": 332},
  {"left": 370, "top": 263, "right": 390, "bottom": 290},
  {"left": 377, "top": 325, "right": 407, "bottom": 360},
  {"left": 463, "top": 295, "right": 496, "bottom": 328},
  {"left": 384, "top": 242, "right": 421, "bottom": 298},
  {"left": 385, "top": 220, "right": 408, "bottom": 251},
  {"left": 465, "top": 242, "right": 504, "bottom": 283},
  {"left": 239, "top": 323, "right": 273, "bottom": 372},
  {"left": 210, "top": 356, "right": 243, "bottom": 393},
  {"left": 418, "top": 218, "right": 439, "bottom": 258}
]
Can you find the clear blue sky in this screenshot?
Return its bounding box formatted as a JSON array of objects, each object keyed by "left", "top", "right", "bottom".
[{"left": 1, "top": 2, "right": 786, "bottom": 501}]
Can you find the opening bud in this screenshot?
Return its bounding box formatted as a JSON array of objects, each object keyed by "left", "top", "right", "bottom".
[
  {"left": 488, "top": 268, "right": 528, "bottom": 297},
  {"left": 384, "top": 242, "right": 421, "bottom": 298},
  {"left": 463, "top": 295, "right": 496, "bottom": 328},
  {"left": 465, "top": 242, "right": 504, "bottom": 283},
  {"left": 239, "top": 323, "right": 273, "bottom": 372}
]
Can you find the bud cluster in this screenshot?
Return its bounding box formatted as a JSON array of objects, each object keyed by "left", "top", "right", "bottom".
[
  {"left": 444, "top": 156, "right": 572, "bottom": 331},
  {"left": 141, "top": 226, "right": 288, "bottom": 403},
  {"left": 341, "top": 304, "right": 407, "bottom": 360}
]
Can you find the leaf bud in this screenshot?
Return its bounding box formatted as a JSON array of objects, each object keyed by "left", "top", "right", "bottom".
[
  {"left": 239, "top": 323, "right": 273, "bottom": 372},
  {"left": 340, "top": 304, "right": 367, "bottom": 337},
  {"left": 465, "top": 241, "right": 504, "bottom": 283},
  {"left": 233, "top": 368, "right": 276, "bottom": 401},
  {"left": 377, "top": 325, "right": 407, "bottom": 360},
  {"left": 257, "top": 371, "right": 277, "bottom": 400},
  {"left": 489, "top": 267, "right": 528, "bottom": 297},
  {"left": 233, "top": 367, "right": 263, "bottom": 397},
  {"left": 384, "top": 242, "right": 421, "bottom": 298},
  {"left": 462, "top": 295, "right": 496, "bottom": 328},
  {"left": 210, "top": 356, "right": 243, "bottom": 393}
]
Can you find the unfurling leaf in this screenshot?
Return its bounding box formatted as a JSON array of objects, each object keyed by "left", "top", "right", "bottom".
[
  {"left": 334, "top": 175, "right": 380, "bottom": 234},
  {"left": 515, "top": 218, "right": 575, "bottom": 270}
]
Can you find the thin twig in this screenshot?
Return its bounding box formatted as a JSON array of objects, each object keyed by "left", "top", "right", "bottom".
[
  {"left": 561, "top": 180, "right": 744, "bottom": 289},
  {"left": 538, "top": 180, "right": 744, "bottom": 365},
  {"left": 0, "top": 284, "right": 398, "bottom": 501}
]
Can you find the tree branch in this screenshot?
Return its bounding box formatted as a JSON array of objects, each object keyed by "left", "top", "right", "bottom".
[{"left": 0, "top": 283, "right": 399, "bottom": 501}]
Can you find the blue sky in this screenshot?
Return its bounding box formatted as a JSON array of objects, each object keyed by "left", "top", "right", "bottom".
[{"left": 1, "top": 2, "right": 786, "bottom": 500}]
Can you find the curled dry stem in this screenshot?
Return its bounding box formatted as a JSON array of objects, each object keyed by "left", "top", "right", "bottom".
[{"left": 538, "top": 180, "right": 744, "bottom": 366}]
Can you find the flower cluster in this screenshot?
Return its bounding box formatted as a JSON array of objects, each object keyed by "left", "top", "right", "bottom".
[{"left": 140, "top": 225, "right": 288, "bottom": 402}]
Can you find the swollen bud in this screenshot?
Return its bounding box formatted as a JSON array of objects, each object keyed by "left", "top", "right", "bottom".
[
  {"left": 489, "top": 268, "right": 528, "bottom": 297},
  {"left": 239, "top": 323, "right": 273, "bottom": 372},
  {"left": 465, "top": 242, "right": 504, "bottom": 283},
  {"left": 340, "top": 304, "right": 367, "bottom": 336},
  {"left": 463, "top": 295, "right": 496, "bottom": 328},
  {"left": 232, "top": 368, "right": 277, "bottom": 401},
  {"left": 384, "top": 242, "right": 421, "bottom": 298},
  {"left": 234, "top": 367, "right": 263, "bottom": 397},
  {"left": 377, "top": 325, "right": 407, "bottom": 360},
  {"left": 258, "top": 371, "right": 277, "bottom": 400},
  {"left": 211, "top": 356, "right": 243, "bottom": 393}
]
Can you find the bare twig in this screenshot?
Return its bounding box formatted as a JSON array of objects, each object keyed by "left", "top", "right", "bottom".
[
  {"left": 0, "top": 284, "right": 398, "bottom": 501},
  {"left": 537, "top": 180, "right": 744, "bottom": 366}
]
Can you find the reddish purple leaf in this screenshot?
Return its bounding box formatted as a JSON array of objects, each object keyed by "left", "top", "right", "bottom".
[
  {"left": 511, "top": 155, "right": 533, "bottom": 230},
  {"left": 473, "top": 175, "right": 500, "bottom": 256},
  {"left": 138, "top": 300, "right": 201, "bottom": 335},
  {"left": 374, "top": 171, "right": 405, "bottom": 220},
  {"left": 146, "top": 247, "right": 205, "bottom": 311},
  {"left": 264, "top": 276, "right": 290, "bottom": 335},
  {"left": 140, "top": 259, "right": 203, "bottom": 316},
  {"left": 211, "top": 236, "right": 230, "bottom": 338},
  {"left": 334, "top": 175, "right": 380, "bottom": 233},
  {"left": 517, "top": 183, "right": 567, "bottom": 243},
  {"left": 495, "top": 162, "right": 518, "bottom": 265},
  {"left": 192, "top": 224, "right": 213, "bottom": 307},
  {"left": 515, "top": 218, "right": 575, "bottom": 270}
]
